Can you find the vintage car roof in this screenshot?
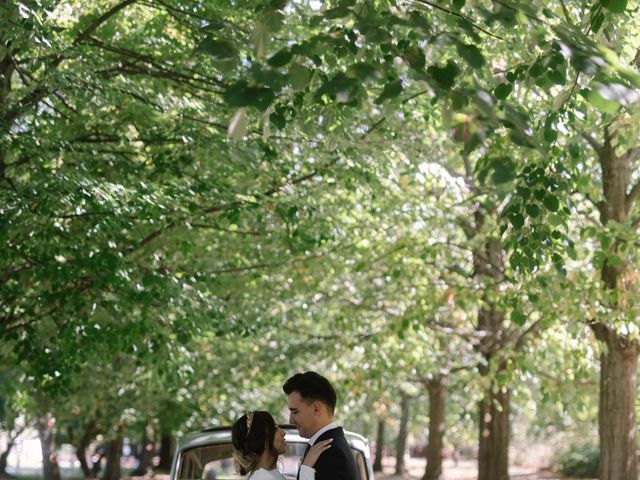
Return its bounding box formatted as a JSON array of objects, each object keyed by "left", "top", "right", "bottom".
[{"left": 177, "top": 424, "right": 369, "bottom": 453}]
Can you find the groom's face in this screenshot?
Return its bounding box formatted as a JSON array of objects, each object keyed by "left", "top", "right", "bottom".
[{"left": 287, "top": 391, "right": 317, "bottom": 439}]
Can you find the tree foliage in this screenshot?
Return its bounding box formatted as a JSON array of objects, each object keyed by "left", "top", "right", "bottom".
[{"left": 1, "top": 0, "right": 640, "bottom": 478}]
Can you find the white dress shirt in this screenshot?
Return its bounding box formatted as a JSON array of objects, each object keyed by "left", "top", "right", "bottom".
[{"left": 308, "top": 422, "right": 338, "bottom": 446}]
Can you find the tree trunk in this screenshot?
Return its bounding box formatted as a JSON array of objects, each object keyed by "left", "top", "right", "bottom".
[
  {"left": 394, "top": 393, "right": 410, "bottom": 476},
  {"left": 473, "top": 234, "right": 509, "bottom": 480},
  {"left": 591, "top": 127, "right": 640, "bottom": 480},
  {"left": 75, "top": 420, "right": 98, "bottom": 478},
  {"left": 373, "top": 418, "right": 385, "bottom": 472},
  {"left": 37, "top": 413, "right": 62, "bottom": 480},
  {"left": 423, "top": 375, "right": 446, "bottom": 480},
  {"left": 592, "top": 323, "right": 638, "bottom": 480},
  {"left": 102, "top": 429, "right": 123, "bottom": 480},
  {"left": 132, "top": 436, "right": 154, "bottom": 476},
  {"left": 478, "top": 384, "right": 509, "bottom": 480},
  {"left": 0, "top": 449, "right": 9, "bottom": 477},
  {"left": 0, "top": 446, "right": 12, "bottom": 476},
  {"left": 156, "top": 433, "right": 174, "bottom": 472},
  {"left": 373, "top": 419, "right": 385, "bottom": 472},
  {"left": 0, "top": 423, "right": 25, "bottom": 476}
]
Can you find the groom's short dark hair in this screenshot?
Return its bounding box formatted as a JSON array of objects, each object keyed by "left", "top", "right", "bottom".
[{"left": 283, "top": 371, "right": 337, "bottom": 414}]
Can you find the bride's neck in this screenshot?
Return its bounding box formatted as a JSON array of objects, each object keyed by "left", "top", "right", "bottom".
[{"left": 257, "top": 449, "right": 277, "bottom": 471}]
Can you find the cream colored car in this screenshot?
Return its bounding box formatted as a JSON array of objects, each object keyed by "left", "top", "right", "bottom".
[{"left": 170, "top": 425, "right": 374, "bottom": 480}]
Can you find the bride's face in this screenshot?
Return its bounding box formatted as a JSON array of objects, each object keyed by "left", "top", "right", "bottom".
[{"left": 272, "top": 425, "right": 287, "bottom": 455}]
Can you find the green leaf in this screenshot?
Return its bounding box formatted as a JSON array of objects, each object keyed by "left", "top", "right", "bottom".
[
  {"left": 409, "top": 11, "right": 431, "bottom": 34},
  {"left": 197, "top": 37, "right": 237, "bottom": 61},
  {"left": 600, "top": 0, "right": 627, "bottom": 13},
  {"left": 512, "top": 310, "right": 527, "bottom": 326},
  {"left": 547, "top": 69, "right": 566, "bottom": 85},
  {"left": 268, "top": 0, "right": 288, "bottom": 9},
  {"left": 526, "top": 204, "right": 541, "bottom": 217},
  {"left": 544, "top": 115, "right": 558, "bottom": 143},
  {"left": 452, "top": 0, "right": 466, "bottom": 11},
  {"left": 375, "top": 79, "right": 403, "bottom": 104},
  {"left": 404, "top": 45, "right": 426, "bottom": 71},
  {"left": 270, "top": 109, "right": 286, "bottom": 129},
  {"left": 267, "top": 48, "right": 294, "bottom": 67},
  {"left": 494, "top": 83, "right": 513, "bottom": 100},
  {"left": 223, "top": 82, "right": 275, "bottom": 110},
  {"left": 261, "top": 9, "right": 285, "bottom": 31},
  {"left": 509, "top": 213, "right": 525, "bottom": 228},
  {"left": 543, "top": 194, "right": 560, "bottom": 212},
  {"left": 288, "top": 64, "right": 312, "bottom": 90},
  {"left": 324, "top": 6, "right": 351, "bottom": 19},
  {"left": 316, "top": 73, "right": 362, "bottom": 104},
  {"left": 591, "top": 11, "right": 606, "bottom": 33},
  {"left": 490, "top": 158, "right": 516, "bottom": 184},
  {"left": 456, "top": 43, "right": 485, "bottom": 69},
  {"left": 349, "top": 63, "right": 384, "bottom": 83},
  {"left": 607, "top": 255, "right": 625, "bottom": 267},
  {"left": 528, "top": 61, "right": 546, "bottom": 77},
  {"left": 427, "top": 61, "right": 459, "bottom": 89}
]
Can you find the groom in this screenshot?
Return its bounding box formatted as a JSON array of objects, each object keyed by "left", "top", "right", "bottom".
[{"left": 283, "top": 371, "right": 359, "bottom": 480}]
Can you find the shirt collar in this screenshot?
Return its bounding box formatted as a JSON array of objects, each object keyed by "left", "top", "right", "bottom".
[{"left": 308, "top": 421, "right": 338, "bottom": 446}]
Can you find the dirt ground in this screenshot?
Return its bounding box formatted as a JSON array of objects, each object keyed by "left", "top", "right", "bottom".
[
  {"left": 126, "top": 457, "right": 570, "bottom": 480},
  {"left": 373, "top": 457, "right": 567, "bottom": 480}
]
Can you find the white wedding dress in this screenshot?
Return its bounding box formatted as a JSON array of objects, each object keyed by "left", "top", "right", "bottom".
[
  {"left": 248, "top": 465, "right": 314, "bottom": 480},
  {"left": 249, "top": 468, "right": 286, "bottom": 480}
]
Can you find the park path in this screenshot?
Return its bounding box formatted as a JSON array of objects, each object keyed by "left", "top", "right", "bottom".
[
  {"left": 373, "top": 458, "right": 565, "bottom": 480},
  {"left": 132, "top": 458, "right": 568, "bottom": 480}
]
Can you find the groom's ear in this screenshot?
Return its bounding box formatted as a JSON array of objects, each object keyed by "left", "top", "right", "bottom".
[{"left": 312, "top": 400, "right": 322, "bottom": 415}]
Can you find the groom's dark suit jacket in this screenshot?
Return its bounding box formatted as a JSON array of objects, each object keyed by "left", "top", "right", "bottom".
[{"left": 305, "top": 427, "right": 359, "bottom": 480}]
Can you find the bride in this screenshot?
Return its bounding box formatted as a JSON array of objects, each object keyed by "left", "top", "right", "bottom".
[{"left": 231, "top": 411, "right": 332, "bottom": 479}]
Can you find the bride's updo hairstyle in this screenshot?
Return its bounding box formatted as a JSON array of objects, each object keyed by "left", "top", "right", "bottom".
[{"left": 231, "top": 411, "right": 278, "bottom": 475}]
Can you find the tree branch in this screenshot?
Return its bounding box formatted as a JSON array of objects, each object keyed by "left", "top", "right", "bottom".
[
  {"left": 581, "top": 132, "right": 603, "bottom": 155},
  {"left": 558, "top": 0, "right": 572, "bottom": 23},
  {"left": 74, "top": 0, "right": 138, "bottom": 45},
  {"left": 411, "top": 0, "right": 504, "bottom": 40},
  {"left": 189, "top": 223, "right": 263, "bottom": 236},
  {"left": 511, "top": 317, "right": 542, "bottom": 352},
  {"left": 491, "top": 0, "right": 545, "bottom": 24},
  {"left": 622, "top": 146, "right": 640, "bottom": 164},
  {"left": 626, "top": 179, "right": 640, "bottom": 213}
]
